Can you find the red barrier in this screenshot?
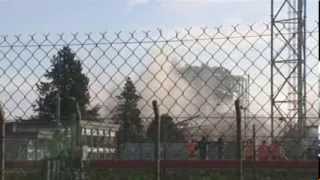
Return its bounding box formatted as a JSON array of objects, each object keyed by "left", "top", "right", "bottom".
[
  {"left": 93, "top": 160, "right": 318, "bottom": 169},
  {"left": 6, "top": 160, "right": 43, "bottom": 169},
  {"left": 6, "top": 160, "right": 317, "bottom": 169}
]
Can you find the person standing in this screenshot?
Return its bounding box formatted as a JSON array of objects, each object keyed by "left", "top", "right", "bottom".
[
  {"left": 217, "top": 137, "right": 224, "bottom": 160},
  {"left": 198, "top": 136, "right": 209, "bottom": 160},
  {"left": 270, "top": 140, "right": 281, "bottom": 160},
  {"left": 257, "top": 140, "right": 269, "bottom": 161},
  {"left": 186, "top": 139, "right": 198, "bottom": 160},
  {"left": 270, "top": 140, "right": 288, "bottom": 160},
  {"left": 244, "top": 139, "right": 254, "bottom": 160}
]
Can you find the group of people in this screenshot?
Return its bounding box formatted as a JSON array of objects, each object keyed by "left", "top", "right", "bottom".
[
  {"left": 186, "top": 136, "right": 208, "bottom": 160},
  {"left": 186, "top": 136, "right": 287, "bottom": 160},
  {"left": 245, "top": 140, "right": 287, "bottom": 161},
  {"left": 186, "top": 136, "right": 223, "bottom": 160}
]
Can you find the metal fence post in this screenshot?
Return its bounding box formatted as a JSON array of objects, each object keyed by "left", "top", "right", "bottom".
[
  {"left": 235, "top": 99, "right": 242, "bottom": 180},
  {"left": 252, "top": 124, "right": 256, "bottom": 180},
  {"left": 0, "top": 104, "right": 5, "bottom": 180},
  {"left": 152, "top": 100, "right": 160, "bottom": 180}
]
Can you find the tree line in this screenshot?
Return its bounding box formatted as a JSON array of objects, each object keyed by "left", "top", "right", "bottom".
[{"left": 31, "top": 46, "right": 185, "bottom": 143}]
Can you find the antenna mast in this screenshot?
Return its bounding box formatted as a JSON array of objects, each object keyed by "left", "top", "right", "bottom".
[{"left": 271, "top": 0, "right": 307, "bottom": 139}]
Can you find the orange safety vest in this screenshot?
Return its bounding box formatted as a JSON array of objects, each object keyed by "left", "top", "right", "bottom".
[
  {"left": 244, "top": 143, "right": 254, "bottom": 160},
  {"left": 187, "top": 143, "right": 197, "bottom": 158},
  {"left": 258, "top": 144, "right": 269, "bottom": 161},
  {"left": 270, "top": 143, "right": 281, "bottom": 160}
]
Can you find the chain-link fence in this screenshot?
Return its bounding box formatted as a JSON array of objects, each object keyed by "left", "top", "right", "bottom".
[{"left": 0, "top": 22, "right": 319, "bottom": 179}]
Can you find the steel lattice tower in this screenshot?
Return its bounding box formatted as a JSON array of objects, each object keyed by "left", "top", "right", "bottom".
[
  {"left": 271, "top": 0, "right": 306, "bottom": 139},
  {"left": 287, "top": 0, "right": 298, "bottom": 124}
]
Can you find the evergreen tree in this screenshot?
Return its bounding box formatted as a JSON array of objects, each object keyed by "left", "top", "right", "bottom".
[
  {"left": 113, "top": 77, "right": 144, "bottom": 143},
  {"left": 34, "top": 46, "right": 99, "bottom": 125},
  {"left": 146, "top": 114, "right": 185, "bottom": 143}
]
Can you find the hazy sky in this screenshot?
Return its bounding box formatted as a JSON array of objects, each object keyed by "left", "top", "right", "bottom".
[
  {"left": 0, "top": 0, "right": 318, "bottom": 120},
  {"left": 0, "top": 0, "right": 318, "bottom": 34}
]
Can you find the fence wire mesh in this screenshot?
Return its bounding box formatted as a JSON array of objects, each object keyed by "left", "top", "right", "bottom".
[{"left": 0, "top": 23, "right": 319, "bottom": 168}]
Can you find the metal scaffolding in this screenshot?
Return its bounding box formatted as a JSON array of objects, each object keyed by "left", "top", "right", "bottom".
[{"left": 271, "top": 0, "right": 307, "bottom": 139}]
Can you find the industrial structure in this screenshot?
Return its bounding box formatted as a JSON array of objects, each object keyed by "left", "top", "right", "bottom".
[{"left": 271, "top": 0, "right": 307, "bottom": 139}]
